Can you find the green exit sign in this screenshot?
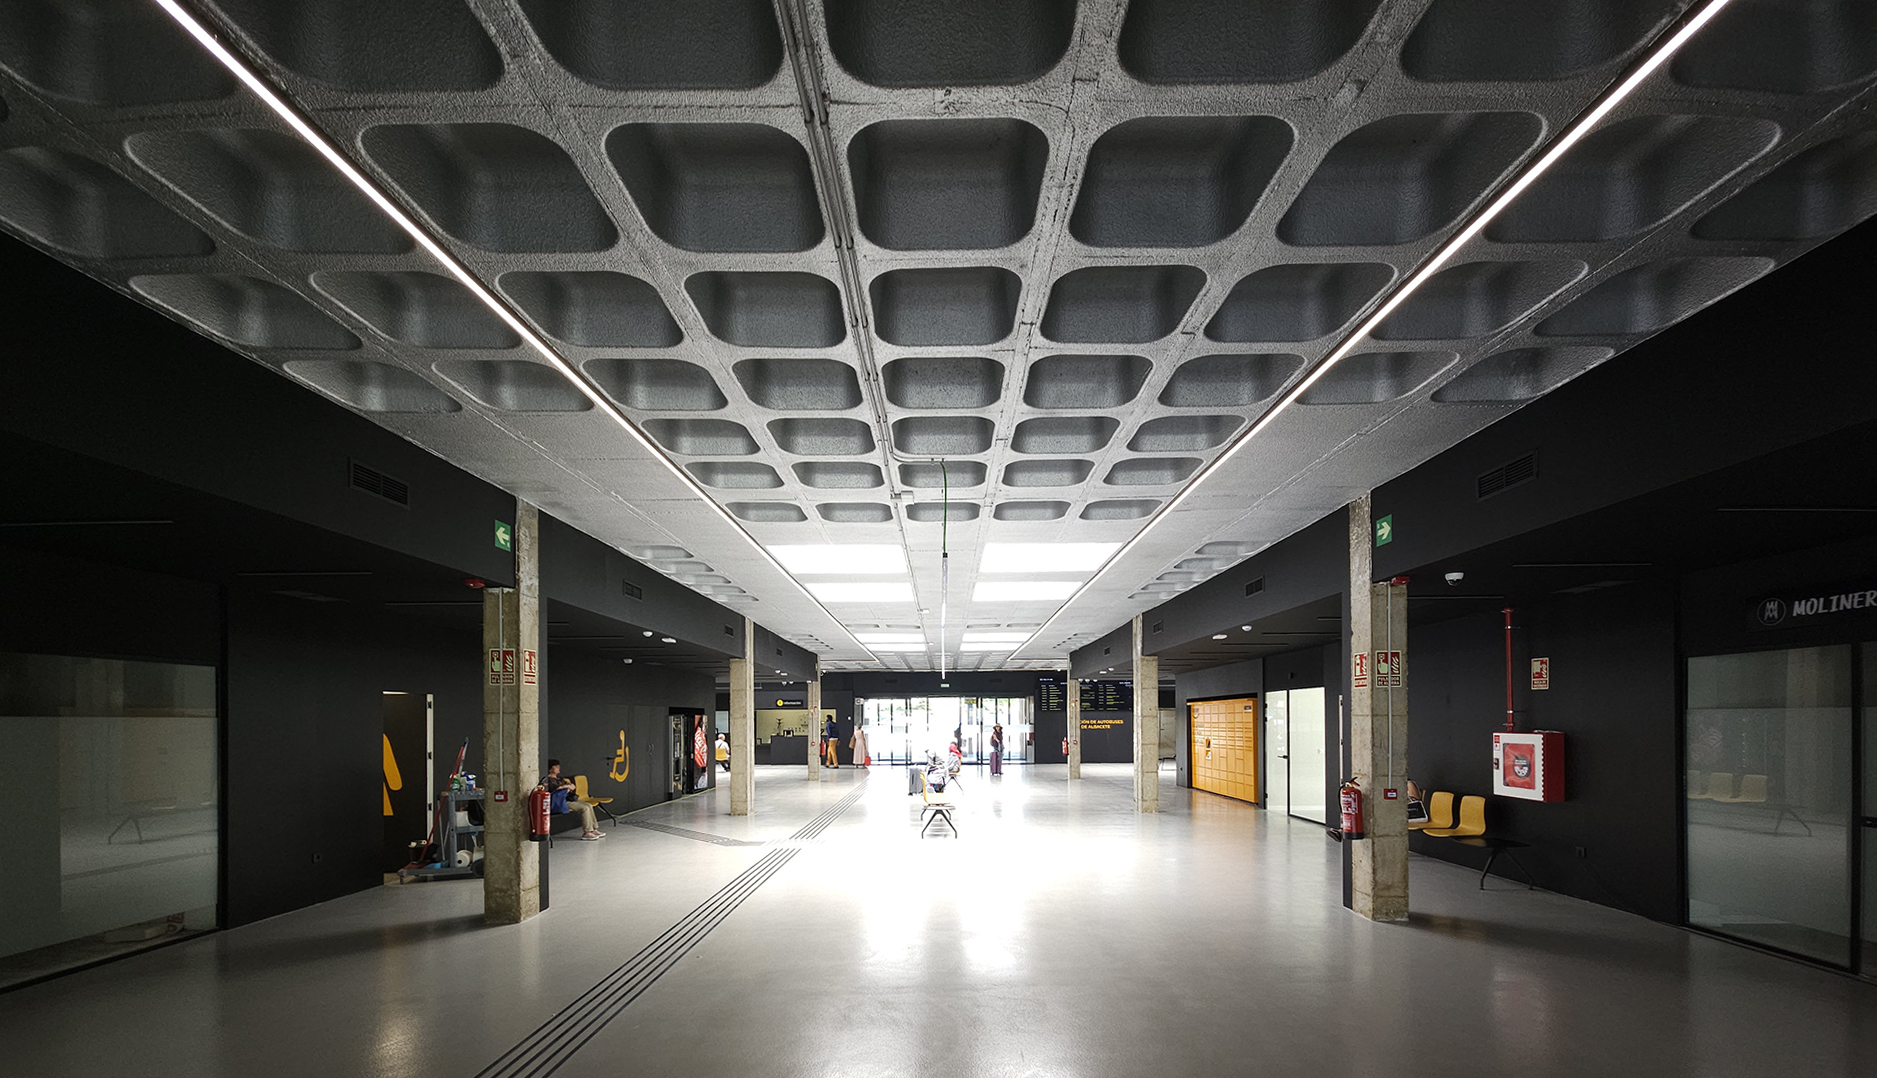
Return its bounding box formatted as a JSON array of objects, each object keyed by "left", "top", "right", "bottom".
[
  {"left": 494, "top": 520, "right": 513, "bottom": 552},
  {"left": 1374, "top": 515, "right": 1393, "bottom": 547}
]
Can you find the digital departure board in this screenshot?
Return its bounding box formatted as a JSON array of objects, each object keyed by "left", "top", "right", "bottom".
[
  {"left": 1037, "top": 677, "right": 1067, "bottom": 713},
  {"left": 1082, "top": 680, "right": 1131, "bottom": 711}
]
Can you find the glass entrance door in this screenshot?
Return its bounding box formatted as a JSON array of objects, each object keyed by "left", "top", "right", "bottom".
[
  {"left": 1265, "top": 692, "right": 1289, "bottom": 812},
  {"left": 1862, "top": 642, "right": 1877, "bottom": 979},
  {"left": 857, "top": 696, "right": 1033, "bottom": 765},
  {"left": 1685, "top": 645, "right": 1855, "bottom": 966},
  {"left": 1288, "top": 688, "right": 1329, "bottom": 825}
]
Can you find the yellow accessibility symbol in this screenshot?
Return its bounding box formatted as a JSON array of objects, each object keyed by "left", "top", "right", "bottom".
[{"left": 609, "top": 729, "right": 630, "bottom": 782}]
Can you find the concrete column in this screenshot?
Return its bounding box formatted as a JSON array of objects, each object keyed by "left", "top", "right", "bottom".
[
  {"left": 1065, "top": 667, "right": 1082, "bottom": 780},
  {"left": 729, "top": 619, "right": 756, "bottom": 815},
  {"left": 805, "top": 660, "right": 822, "bottom": 781},
  {"left": 1132, "top": 615, "right": 1159, "bottom": 813},
  {"left": 1348, "top": 494, "right": 1409, "bottom": 922},
  {"left": 483, "top": 501, "right": 540, "bottom": 925}
]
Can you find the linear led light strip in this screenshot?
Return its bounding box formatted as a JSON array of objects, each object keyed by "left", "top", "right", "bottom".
[
  {"left": 148, "top": 0, "right": 876, "bottom": 660},
  {"left": 1016, "top": 0, "right": 1739, "bottom": 662}
]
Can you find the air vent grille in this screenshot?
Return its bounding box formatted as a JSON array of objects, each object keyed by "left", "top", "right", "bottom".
[
  {"left": 1478, "top": 452, "right": 1538, "bottom": 500},
  {"left": 349, "top": 459, "right": 408, "bottom": 507},
  {"left": 621, "top": 580, "right": 643, "bottom": 600},
  {"left": 1151, "top": 620, "right": 1163, "bottom": 634},
  {"left": 1244, "top": 576, "right": 1265, "bottom": 597},
  {"left": 724, "top": 624, "right": 735, "bottom": 636}
]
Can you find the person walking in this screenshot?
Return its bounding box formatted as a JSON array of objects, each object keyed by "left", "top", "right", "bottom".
[
  {"left": 851, "top": 722, "right": 870, "bottom": 769},
  {"left": 990, "top": 723, "right": 1004, "bottom": 777},
  {"left": 715, "top": 732, "right": 730, "bottom": 773},
  {"left": 824, "top": 714, "right": 840, "bottom": 769}
]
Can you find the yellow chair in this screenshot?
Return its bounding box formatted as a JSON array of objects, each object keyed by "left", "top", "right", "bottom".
[
  {"left": 1714, "top": 774, "right": 1767, "bottom": 804},
  {"left": 1410, "top": 791, "right": 1454, "bottom": 832},
  {"left": 1420, "top": 795, "right": 1485, "bottom": 838},
  {"left": 573, "top": 774, "right": 617, "bottom": 825},
  {"left": 1693, "top": 772, "right": 1735, "bottom": 801}
]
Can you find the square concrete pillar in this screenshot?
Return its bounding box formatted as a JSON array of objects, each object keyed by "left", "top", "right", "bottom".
[
  {"left": 729, "top": 620, "right": 755, "bottom": 815},
  {"left": 1065, "top": 667, "right": 1082, "bottom": 780},
  {"left": 1348, "top": 494, "right": 1409, "bottom": 922},
  {"left": 483, "top": 501, "right": 540, "bottom": 925},
  {"left": 805, "top": 660, "right": 822, "bottom": 781},
  {"left": 1133, "top": 615, "right": 1159, "bottom": 813}
]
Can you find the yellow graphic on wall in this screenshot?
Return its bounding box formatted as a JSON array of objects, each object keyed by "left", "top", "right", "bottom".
[
  {"left": 382, "top": 734, "right": 403, "bottom": 816},
  {"left": 609, "top": 729, "right": 630, "bottom": 782}
]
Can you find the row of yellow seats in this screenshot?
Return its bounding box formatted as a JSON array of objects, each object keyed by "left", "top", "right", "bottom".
[
  {"left": 1409, "top": 791, "right": 1485, "bottom": 838},
  {"left": 1687, "top": 771, "right": 1767, "bottom": 803}
]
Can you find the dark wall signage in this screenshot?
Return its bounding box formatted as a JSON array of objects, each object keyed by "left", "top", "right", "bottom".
[{"left": 1750, "top": 581, "right": 1877, "bottom": 632}]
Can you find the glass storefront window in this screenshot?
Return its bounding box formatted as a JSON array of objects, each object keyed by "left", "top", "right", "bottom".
[
  {"left": 0, "top": 653, "right": 220, "bottom": 987},
  {"left": 1685, "top": 645, "right": 1853, "bottom": 966}
]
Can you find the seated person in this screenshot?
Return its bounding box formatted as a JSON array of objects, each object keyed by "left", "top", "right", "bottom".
[
  {"left": 924, "top": 749, "right": 951, "bottom": 794},
  {"left": 538, "top": 758, "right": 606, "bottom": 840}
]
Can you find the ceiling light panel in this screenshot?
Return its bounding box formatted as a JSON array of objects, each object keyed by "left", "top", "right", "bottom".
[
  {"left": 974, "top": 581, "right": 1080, "bottom": 602},
  {"left": 980, "top": 543, "right": 1120, "bottom": 574},
  {"left": 768, "top": 544, "right": 908, "bottom": 575},
  {"left": 4, "top": 0, "right": 1857, "bottom": 676},
  {"left": 805, "top": 581, "right": 916, "bottom": 604}
]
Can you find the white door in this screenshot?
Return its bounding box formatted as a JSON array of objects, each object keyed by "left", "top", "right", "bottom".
[
  {"left": 1264, "top": 692, "right": 1289, "bottom": 813},
  {"left": 1288, "top": 687, "right": 1329, "bottom": 825}
]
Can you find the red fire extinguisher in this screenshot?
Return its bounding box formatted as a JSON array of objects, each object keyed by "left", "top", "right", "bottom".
[
  {"left": 527, "top": 786, "right": 551, "bottom": 843},
  {"left": 1339, "top": 778, "right": 1365, "bottom": 840},
  {"left": 1061, "top": 738, "right": 1069, "bottom": 756}
]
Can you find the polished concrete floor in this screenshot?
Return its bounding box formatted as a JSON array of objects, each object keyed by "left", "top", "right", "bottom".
[{"left": 2, "top": 764, "right": 1873, "bottom": 1077}]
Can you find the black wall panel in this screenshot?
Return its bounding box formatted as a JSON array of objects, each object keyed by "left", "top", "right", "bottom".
[
  {"left": 542, "top": 648, "right": 715, "bottom": 813},
  {"left": 0, "top": 549, "right": 222, "bottom": 666},
  {"left": 1408, "top": 585, "right": 1680, "bottom": 920},
  {"left": 224, "top": 590, "right": 481, "bottom": 927}
]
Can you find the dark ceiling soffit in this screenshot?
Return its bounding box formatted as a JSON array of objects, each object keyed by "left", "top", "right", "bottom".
[
  {"left": 536, "top": 511, "right": 746, "bottom": 659},
  {"left": 1101, "top": 508, "right": 1352, "bottom": 659},
  {"left": 1070, "top": 621, "right": 1135, "bottom": 680}
]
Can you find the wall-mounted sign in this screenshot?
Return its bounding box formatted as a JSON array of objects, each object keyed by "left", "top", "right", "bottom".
[
  {"left": 487, "top": 648, "right": 516, "bottom": 686},
  {"left": 1375, "top": 650, "right": 1403, "bottom": 687},
  {"left": 769, "top": 697, "right": 804, "bottom": 708},
  {"left": 494, "top": 520, "right": 513, "bottom": 552},
  {"left": 1352, "top": 651, "right": 1369, "bottom": 688},
  {"left": 1531, "top": 657, "right": 1551, "bottom": 690},
  {"left": 1752, "top": 584, "right": 1877, "bottom": 630},
  {"left": 1374, "top": 514, "right": 1394, "bottom": 547},
  {"left": 522, "top": 649, "right": 538, "bottom": 686}
]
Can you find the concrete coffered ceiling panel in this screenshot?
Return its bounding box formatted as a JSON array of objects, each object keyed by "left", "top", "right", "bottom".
[{"left": 0, "top": 0, "right": 1873, "bottom": 673}]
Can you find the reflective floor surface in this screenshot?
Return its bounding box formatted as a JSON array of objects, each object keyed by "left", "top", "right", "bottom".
[{"left": 1, "top": 764, "right": 1873, "bottom": 1077}]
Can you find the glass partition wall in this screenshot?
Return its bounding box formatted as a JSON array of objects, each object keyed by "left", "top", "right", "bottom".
[
  {"left": 0, "top": 653, "right": 220, "bottom": 988},
  {"left": 1685, "top": 645, "right": 1857, "bottom": 967},
  {"left": 857, "top": 696, "right": 1033, "bottom": 765}
]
